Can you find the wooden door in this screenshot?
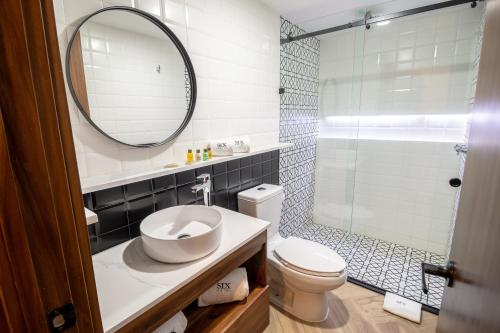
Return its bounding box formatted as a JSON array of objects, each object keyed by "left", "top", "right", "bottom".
[
  {"left": 437, "top": 0, "right": 500, "bottom": 332},
  {"left": 0, "top": 0, "right": 102, "bottom": 331}
]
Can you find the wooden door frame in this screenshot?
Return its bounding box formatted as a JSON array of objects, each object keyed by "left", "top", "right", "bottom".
[
  {"left": 0, "top": 0, "right": 102, "bottom": 331},
  {"left": 0, "top": 110, "right": 44, "bottom": 332}
]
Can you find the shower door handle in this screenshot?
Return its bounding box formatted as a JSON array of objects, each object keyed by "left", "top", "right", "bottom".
[{"left": 421, "top": 261, "right": 456, "bottom": 294}]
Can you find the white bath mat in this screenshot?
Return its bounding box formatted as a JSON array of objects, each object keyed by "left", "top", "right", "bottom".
[{"left": 383, "top": 292, "right": 422, "bottom": 323}]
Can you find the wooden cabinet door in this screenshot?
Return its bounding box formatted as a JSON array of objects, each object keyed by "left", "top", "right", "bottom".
[{"left": 438, "top": 0, "right": 500, "bottom": 332}]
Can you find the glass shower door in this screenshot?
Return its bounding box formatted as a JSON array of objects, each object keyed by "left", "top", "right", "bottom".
[
  {"left": 351, "top": 6, "right": 479, "bottom": 256},
  {"left": 314, "top": 26, "right": 365, "bottom": 232},
  {"left": 312, "top": 3, "right": 484, "bottom": 309}
]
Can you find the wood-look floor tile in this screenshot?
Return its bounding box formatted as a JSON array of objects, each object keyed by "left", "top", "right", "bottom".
[{"left": 264, "top": 282, "right": 438, "bottom": 333}]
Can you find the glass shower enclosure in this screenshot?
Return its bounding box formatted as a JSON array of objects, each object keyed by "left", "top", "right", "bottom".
[{"left": 311, "top": 3, "right": 484, "bottom": 310}]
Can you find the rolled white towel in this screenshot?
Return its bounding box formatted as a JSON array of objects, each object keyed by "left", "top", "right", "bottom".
[
  {"left": 153, "top": 311, "right": 187, "bottom": 333},
  {"left": 231, "top": 138, "right": 250, "bottom": 153},
  {"left": 211, "top": 142, "right": 233, "bottom": 156},
  {"left": 198, "top": 267, "right": 249, "bottom": 307}
]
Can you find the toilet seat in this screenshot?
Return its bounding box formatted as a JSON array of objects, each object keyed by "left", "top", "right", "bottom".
[{"left": 273, "top": 237, "right": 346, "bottom": 277}]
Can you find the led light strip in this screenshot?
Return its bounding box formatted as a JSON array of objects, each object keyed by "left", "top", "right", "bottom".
[{"left": 320, "top": 113, "right": 469, "bottom": 142}]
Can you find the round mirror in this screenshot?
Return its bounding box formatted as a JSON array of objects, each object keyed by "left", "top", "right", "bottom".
[{"left": 66, "top": 6, "right": 196, "bottom": 147}]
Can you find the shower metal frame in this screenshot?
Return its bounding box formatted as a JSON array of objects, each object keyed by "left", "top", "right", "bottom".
[{"left": 280, "top": 0, "right": 483, "bottom": 44}]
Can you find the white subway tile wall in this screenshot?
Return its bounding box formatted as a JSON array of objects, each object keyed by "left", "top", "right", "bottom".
[
  {"left": 52, "top": 0, "right": 280, "bottom": 182},
  {"left": 447, "top": 7, "right": 486, "bottom": 259},
  {"left": 314, "top": 4, "right": 484, "bottom": 255},
  {"left": 351, "top": 140, "right": 460, "bottom": 254}
]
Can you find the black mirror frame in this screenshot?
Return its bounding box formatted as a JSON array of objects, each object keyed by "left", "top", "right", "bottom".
[{"left": 65, "top": 6, "right": 197, "bottom": 148}]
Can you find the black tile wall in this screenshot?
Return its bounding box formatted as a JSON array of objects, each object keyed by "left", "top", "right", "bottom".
[
  {"left": 251, "top": 154, "right": 262, "bottom": 164},
  {"left": 125, "top": 180, "right": 152, "bottom": 199},
  {"left": 153, "top": 174, "right": 176, "bottom": 191},
  {"left": 213, "top": 173, "right": 227, "bottom": 191},
  {"left": 155, "top": 189, "right": 177, "bottom": 210},
  {"left": 196, "top": 165, "right": 213, "bottom": 177},
  {"left": 176, "top": 170, "right": 196, "bottom": 185},
  {"left": 240, "top": 156, "right": 252, "bottom": 167},
  {"left": 100, "top": 226, "right": 130, "bottom": 250},
  {"left": 96, "top": 204, "right": 127, "bottom": 234},
  {"left": 128, "top": 196, "right": 154, "bottom": 223},
  {"left": 228, "top": 186, "right": 241, "bottom": 211},
  {"left": 177, "top": 183, "right": 197, "bottom": 205},
  {"left": 213, "top": 189, "right": 228, "bottom": 207},
  {"left": 262, "top": 160, "right": 272, "bottom": 175},
  {"left": 92, "top": 186, "right": 123, "bottom": 209},
  {"left": 228, "top": 170, "right": 240, "bottom": 188},
  {"left": 240, "top": 167, "right": 252, "bottom": 183},
  {"left": 213, "top": 162, "right": 227, "bottom": 175},
  {"left": 227, "top": 159, "right": 240, "bottom": 171},
  {"left": 263, "top": 174, "right": 272, "bottom": 184},
  {"left": 88, "top": 224, "right": 98, "bottom": 254},
  {"left": 85, "top": 150, "right": 280, "bottom": 254}
]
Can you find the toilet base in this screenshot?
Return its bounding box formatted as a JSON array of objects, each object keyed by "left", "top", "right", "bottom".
[
  {"left": 268, "top": 263, "right": 330, "bottom": 322},
  {"left": 269, "top": 283, "right": 330, "bottom": 322}
]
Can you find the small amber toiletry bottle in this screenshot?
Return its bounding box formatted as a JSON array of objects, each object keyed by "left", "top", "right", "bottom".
[
  {"left": 203, "top": 148, "right": 209, "bottom": 161},
  {"left": 186, "top": 149, "right": 194, "bottom": 164},
  {"left": 207, "top": 145, "right": 213, "bottom": 159},
  {"left": 195, "top": 149, "right": 202, "bottom": 161}
]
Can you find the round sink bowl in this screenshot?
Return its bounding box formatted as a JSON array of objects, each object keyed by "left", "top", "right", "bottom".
[{"left": 140, "top": 205, "right": 223, "bottom": 263}]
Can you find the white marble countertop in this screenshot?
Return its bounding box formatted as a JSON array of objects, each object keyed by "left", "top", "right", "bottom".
[
  {"left": 82, "top": 142, "right": 293, "bottom": 194},
  {"left": 85, "top": 207, "right": 98, "bottom": 225},
  {"left": 92, "top": 206, "right": 270, "bottom": 333}
]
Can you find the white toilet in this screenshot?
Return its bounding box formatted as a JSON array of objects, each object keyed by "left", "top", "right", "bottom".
[{"left": 238, "top": 184, "right": 347, "bottom": 322}]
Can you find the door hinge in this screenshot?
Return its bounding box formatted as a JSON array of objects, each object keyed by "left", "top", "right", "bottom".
[{"left": 48, "top": 303, "right": 76, "bottom": 332}]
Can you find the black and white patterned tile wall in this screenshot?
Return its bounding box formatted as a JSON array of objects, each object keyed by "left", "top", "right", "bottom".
[
  {"left": 85, "top": 151, "right": 279, "bottom": 254},
  {"left": 279, "top": 17, "right": 320, "bottom": 237}
]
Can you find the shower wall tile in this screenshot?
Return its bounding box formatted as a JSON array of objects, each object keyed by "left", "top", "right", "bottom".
[
  {"left": 447, "top": 6, "right": 486, "bottom": 259},
  {"left": 316, "top": 137, "right": 462, "bottom": 255},
  {"left": 278, "top": 18, "right": 320, "bottom": 236},
  {"left": 318, "top": 4, "right": 484, "bottom": 142},
  {"left": 314, "top": 4, "right": 484, "bottom": 255}
]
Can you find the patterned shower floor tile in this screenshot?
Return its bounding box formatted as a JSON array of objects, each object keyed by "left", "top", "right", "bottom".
[{"left": 291, "top": 223, "right": 446, "bottom": 311}]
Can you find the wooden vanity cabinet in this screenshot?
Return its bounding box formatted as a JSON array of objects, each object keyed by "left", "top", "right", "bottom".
[{"left": 117, "top": 231, "right": 269, "bottom": 333}]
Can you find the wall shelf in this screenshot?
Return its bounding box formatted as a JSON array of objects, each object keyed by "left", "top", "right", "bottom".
[{"left": 81, "top": 143, "right": 293, "bottom": 194}]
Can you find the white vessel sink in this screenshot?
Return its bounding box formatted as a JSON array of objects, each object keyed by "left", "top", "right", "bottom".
[{"left": 140, "top": 205, "right": 223, "bottom": 263}]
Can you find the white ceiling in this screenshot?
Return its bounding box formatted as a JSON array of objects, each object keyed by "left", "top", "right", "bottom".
[{"left": 260, "top": 0, "right": 449, "bottom": 32}]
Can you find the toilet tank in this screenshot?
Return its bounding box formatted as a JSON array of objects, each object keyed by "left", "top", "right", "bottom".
[{"left": 238, "top": 184, "right": 284, "bottom": 237}]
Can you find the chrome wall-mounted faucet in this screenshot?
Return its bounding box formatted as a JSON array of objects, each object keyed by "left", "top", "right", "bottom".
[{"left": 191, "top": 173, "right": 211, "bottom": 206}]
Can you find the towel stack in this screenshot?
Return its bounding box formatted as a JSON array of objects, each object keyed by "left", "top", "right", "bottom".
[
  {"left": 153, "top": 311, "right": 187, "bottom": 333},
  {"left": 153, "top": 268, "right": 249, "bottom": 332},
  {"left": 198, "top": 267, "right": 250, "bottom": 307}
]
